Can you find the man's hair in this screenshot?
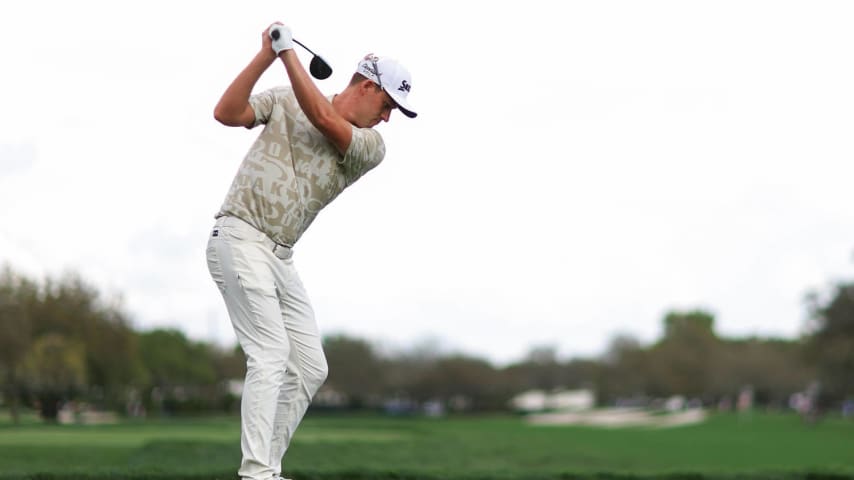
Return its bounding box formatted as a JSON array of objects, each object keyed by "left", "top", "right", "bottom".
[{"left": 349, "top": 72, "right": 381, "bottom": 90}]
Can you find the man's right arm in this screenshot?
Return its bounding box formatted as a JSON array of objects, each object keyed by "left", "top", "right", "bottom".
[{"left": 213, "top": 30, "right": 278, "bottom": 128}]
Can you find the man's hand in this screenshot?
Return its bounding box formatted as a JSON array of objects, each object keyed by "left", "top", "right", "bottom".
[{"left": 268, "top": 23, "right": 293, "bottom": 55}]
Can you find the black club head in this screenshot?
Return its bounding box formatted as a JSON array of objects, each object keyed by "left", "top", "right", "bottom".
[{"left": 309, "top": 56, "right": 333, "bottom": 80}]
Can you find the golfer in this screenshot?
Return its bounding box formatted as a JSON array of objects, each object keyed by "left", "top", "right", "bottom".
[{"left": 205, "top": 22, "right": 416, "bottom": 480}]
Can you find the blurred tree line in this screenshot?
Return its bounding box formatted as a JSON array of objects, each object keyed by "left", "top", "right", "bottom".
[
  {"left": 1, "top": 263, "right": 852, "bottom": 423},
  {"left": 0, "top": 265, "right": 245, "bottom": 423}
]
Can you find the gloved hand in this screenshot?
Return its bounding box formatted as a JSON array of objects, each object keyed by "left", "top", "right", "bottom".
[{"left": 268, "top": 24, "right": 293, "bottom": 54}]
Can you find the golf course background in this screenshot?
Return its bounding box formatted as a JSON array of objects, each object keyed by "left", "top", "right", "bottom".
[
  {"left": 1, "top": 411, "right": 852, "bottom": 480},
  {"left": 3, "top": 266, "right": 853, "bottom": 480}
]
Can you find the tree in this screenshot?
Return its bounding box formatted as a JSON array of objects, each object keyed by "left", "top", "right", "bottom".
[
  {"left": 597, "top": 333, "right": 650, "bottom": 404},
  {"left": 21, "top": 333, "right": 87, "bottom": 421},
  {"left": 139, "top": 329, "right": 217, "bottom": 386},
  {"left": 500, "top": 344, "right": 602, "bottom": 408},
  {"left": 415, "top": 355, "right": 505, "bottom": 411},
  {"left": 31, "top": 272, "right": 148, "bottom": 409},
  {"left": 806, "top": 282, "right": 854, "bottom": 405},
  {"left": 323, "top": 334, "right": 384, "bottom": 408},
  {"left": 0, "top": 266, "right": 36, "bottom": 423},
  {"left": 138, "top": 329, "right": 220, "bottom": 414},
  {"left": 663, "top": 310, "right": 715, "bottom": 339},
  {"left": 646, "top": 310, "right": 721, "bottom": 399},
  {"left": 711, "top": 338, "right": 812, "bottom": 406},
  {"left": 213, "top": 344, "right": 246, "bottom": 381}
]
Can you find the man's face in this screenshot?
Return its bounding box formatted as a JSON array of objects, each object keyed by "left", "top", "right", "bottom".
[{"left": 356, "top": 84, "right": 398, "bottom": 128}]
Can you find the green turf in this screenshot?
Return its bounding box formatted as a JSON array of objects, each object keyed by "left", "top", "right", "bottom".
[{"left": 0, "top": 412, "right": 851, "bottom": 479}]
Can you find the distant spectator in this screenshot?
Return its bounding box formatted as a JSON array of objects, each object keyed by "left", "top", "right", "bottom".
[{"left": 737, "top": 386, "right": 754, "bottom": 412}]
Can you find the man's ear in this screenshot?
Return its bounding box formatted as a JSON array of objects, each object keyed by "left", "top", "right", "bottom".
[{"left": 358, "top": 79, "right": 381, "bottom": 96}]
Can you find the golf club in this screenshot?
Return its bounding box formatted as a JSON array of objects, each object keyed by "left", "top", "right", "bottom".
[{"left": 270, "top": 28, "right": 333, "bottom": 80}]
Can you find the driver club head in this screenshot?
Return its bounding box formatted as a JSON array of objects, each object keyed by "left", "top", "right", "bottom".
[
  {"left": 309, "top": 55, "right": 333, "bottom": 79},
  {"left": 292, "top": 38, "right": 333, "bottom": 80}
]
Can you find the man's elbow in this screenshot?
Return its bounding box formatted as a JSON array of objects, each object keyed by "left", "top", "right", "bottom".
[
  {"left": 213, "top": 105, "right": 234, "bottom": 126},
  {"left": 213, "top": 103, "right": 249, "bottom": 127}
]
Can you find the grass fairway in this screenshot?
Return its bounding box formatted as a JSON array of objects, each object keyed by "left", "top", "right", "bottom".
[{"left": 0, "top": 411, "right": 851, "bottom": 479}]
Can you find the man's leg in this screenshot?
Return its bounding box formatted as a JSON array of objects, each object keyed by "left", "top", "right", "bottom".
[
  {"left": 207, "top": 226, "right": 289, "bottom": 480},
  {"left": 269, "top": 257, "right": 328, "bottom": 476}
]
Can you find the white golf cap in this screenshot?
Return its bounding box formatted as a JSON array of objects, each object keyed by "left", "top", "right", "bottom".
[{"left": 356, "top": 54, "right": 417, "bottom": 118}]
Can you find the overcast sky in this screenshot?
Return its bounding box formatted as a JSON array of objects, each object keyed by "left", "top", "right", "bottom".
[{"left": 2, "top": 1, "right": 853, "bottom": 365}]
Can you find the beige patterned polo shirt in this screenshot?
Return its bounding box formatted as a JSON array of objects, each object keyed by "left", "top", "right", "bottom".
[{"left": 216, "top": 87, "right": 386, "bottom": 247}]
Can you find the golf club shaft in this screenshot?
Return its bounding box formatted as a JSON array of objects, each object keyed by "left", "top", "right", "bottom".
[{"left": 293, "top": 39, "right": 317, "bottom": 57}]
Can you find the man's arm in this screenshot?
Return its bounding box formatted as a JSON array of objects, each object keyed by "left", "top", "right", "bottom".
[
  {"left": 277, "top": 43, "right": 353, "bottom": 154},
  {"left": 213, "top": 30, "right": 278, "bottom": 128}
]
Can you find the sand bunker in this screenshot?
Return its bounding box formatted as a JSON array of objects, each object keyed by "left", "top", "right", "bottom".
[{"left": 526, "top": 407, "right": 707, "bottom": 429}]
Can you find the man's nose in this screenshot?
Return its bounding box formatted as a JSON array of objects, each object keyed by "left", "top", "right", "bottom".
[{"left": 381, "top": 110, "right": 391, "bottom": 122}]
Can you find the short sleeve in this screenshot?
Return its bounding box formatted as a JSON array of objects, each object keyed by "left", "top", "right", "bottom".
[
  {"left": 340, "top": 126, "right": 386, "bottom": 183},
  {"left": 247, "top": 88, "right": 278, "bottom": 129}
]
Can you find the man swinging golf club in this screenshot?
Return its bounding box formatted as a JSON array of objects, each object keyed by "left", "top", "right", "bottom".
[{"left": 206, "top": 21, "right": 416, "bottom": 480}]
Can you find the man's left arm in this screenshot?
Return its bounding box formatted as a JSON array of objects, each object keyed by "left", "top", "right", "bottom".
[{"left": 269, "top": 23, "right": 353, "bottom": 155}]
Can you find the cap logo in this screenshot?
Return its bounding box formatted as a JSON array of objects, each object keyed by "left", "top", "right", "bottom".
[
  {"left": 361, "top": 54, "right": 382, "bottom": 83},
  {"left": 398, "top": 80, "right": 411, "bottom": 93},
  {"left": 366, "top": 64, "right": 381, "bottom": 78}
]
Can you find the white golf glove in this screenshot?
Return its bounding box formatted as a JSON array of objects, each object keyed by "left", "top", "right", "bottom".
[{"left": 268, "top": 24, "right": 293, "bottom": 54}]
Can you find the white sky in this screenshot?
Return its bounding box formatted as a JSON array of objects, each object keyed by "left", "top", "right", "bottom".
[{"left": 2, "top": 1, "right": 853, "bottom": 366}]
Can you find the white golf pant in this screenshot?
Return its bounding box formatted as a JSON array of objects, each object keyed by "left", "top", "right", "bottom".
[{"left": 206, "top": 216, "right": 328, "bottom": 480}]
